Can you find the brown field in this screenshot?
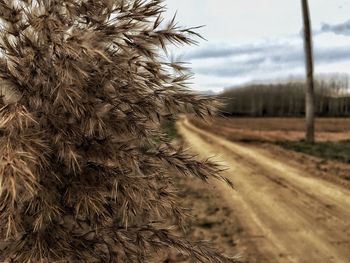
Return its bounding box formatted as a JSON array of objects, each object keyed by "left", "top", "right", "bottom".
[
  {"left": 190, "top": 117, "right": 350, "bottom": 142},
  {"left": 171, "top": 116, "right": 350, "bottom": 263}
]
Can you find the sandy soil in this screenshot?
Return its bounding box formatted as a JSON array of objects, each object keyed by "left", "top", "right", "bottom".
[{"left": 177, "top": 117, "right": 350, "bottom": 263}]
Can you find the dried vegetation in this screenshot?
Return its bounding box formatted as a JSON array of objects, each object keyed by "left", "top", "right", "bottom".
[{"left": 0, "top": 0, "right": 237, "bottom": 262}]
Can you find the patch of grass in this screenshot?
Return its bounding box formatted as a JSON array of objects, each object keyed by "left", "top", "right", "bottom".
[
  {"left": 277, "top": 140, "right": 350, "bottom": 164},
  {"left": 197, "top": 219, "right": 218, "bottom": 229},
  {"left": 161, "top": 120, "right": 179, "bottom": 139}
]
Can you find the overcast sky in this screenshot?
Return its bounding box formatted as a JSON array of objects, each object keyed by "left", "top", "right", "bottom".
[{"left": 164, "top": 0, "right": 350, "bottom": 92}]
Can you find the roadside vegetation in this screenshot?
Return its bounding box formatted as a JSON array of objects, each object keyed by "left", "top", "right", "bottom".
[
  {"left": 162, "top": 120, "right": 179, "bottom": 139},
  {"left": 278, "top": 140, "right": 350, "bottom": 164}
]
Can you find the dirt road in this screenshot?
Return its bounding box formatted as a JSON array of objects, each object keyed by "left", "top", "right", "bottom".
[{"left": 177, "top": 117, "right": 350, "bottom": 263}]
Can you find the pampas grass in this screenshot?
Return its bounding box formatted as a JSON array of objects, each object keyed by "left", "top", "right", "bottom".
[{"left": 0, "top": 1, "right": 238, "bottom": 262}]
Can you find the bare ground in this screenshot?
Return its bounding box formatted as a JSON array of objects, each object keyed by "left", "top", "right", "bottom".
[
  {"left": 190, "top": 117, "right": 350, "bottom": 142},
  {"left": 176, "top": 116, "right": 350, "bottom": 263}
]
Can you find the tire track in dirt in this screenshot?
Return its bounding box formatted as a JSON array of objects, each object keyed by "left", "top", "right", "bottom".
[{"left": 177, "top": 117, "right": 350, "bottom": 263}]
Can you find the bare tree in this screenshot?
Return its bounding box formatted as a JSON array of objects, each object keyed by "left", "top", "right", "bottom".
[
  {"left": 301, "top": 0, "right": 315, "bottom": 142},
  {"left": 0, "top": 0, "right": 238, "bottom": 262}
]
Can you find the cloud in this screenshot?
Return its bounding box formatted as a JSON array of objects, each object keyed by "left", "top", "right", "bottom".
[
  {"left": 180, "top": 21, "right": 350, "bottom": 91},
  {"left": 188, "top": 40, "right": 350, "bottom": 78},
  {"left": 194, "top": 57, "right": 269, "bottom": 77},
  {"left": 186, "top": 45, "right": 269, "bottom": 60},
  {"left": 321, "top": 20, "right": 350, "bottom": 36}
]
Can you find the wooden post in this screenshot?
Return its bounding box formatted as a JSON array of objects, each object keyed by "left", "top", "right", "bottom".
[{"left": 301, "top": 0, "right": 315, "bottom": 143}]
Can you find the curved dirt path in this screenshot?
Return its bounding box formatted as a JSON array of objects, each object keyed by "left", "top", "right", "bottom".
[{"left": 177, "top": 117, "right": 350, "bottom": 263}]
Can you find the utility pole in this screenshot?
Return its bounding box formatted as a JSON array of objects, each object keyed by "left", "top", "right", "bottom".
[{"left": 301, "top": 0, "right": 315, "bottom": 143}]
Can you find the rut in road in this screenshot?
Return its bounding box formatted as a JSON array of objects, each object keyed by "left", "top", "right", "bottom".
[{"left": 177, "top": 117, "right": 350, "bottom": 263}]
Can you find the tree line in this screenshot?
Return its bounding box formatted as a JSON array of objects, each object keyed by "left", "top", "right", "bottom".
[{"left": 220, "top": 76, "right": 350, "bottom": 117}]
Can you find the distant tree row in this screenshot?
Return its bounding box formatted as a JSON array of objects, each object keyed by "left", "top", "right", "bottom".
[{"left": 220, "top": 76, "right": 350, "bottom": 117}]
